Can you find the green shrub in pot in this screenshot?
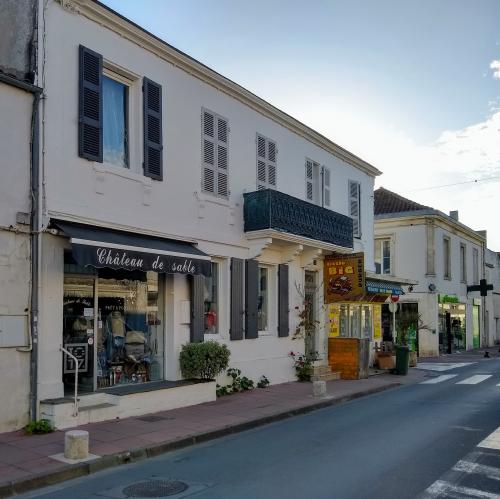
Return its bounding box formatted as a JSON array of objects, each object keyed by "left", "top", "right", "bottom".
[{"left": 179, "top": 341, "right": 230, "bottom": 380}]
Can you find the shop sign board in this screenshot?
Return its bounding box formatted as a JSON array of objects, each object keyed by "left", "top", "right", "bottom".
[
  {"left": 324, "top": 253, "right": 365, "bottom": 303},
  {"left": 328, "top": 304, "right": 340, "bottom": 337},
  {"left": 373, "top": 306, "right": 382, "bottom": 340},
  {"left": 438, "top": 294, "right": 460, "bottom": 304},
  {"left": 72, "top": 244, "right": 212, "bottom": 277},
  {"left": 63, "top": 343, "right": 88, "bottom": 373},
  {"left": 365, "top": 282, "right": 403, "bottom": 295}
]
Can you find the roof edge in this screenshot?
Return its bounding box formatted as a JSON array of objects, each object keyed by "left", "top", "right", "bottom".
[{"left": 62, "top": 0, "right": 382, "bottom": 178}]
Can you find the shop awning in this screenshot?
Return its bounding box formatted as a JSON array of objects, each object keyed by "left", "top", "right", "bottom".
[
  {"left": 53, "top": 220, "right": 211, "bottom": 277},
  {"left": 365, "top": 279, "right": 404, "bottom": 296}
]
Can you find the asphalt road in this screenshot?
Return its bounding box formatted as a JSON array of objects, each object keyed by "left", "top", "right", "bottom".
[{"left": 21, "top": 359, "right": 500, "bottom": 499}]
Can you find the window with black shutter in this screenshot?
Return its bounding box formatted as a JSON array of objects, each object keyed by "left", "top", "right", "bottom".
[
  {"left": 79, "top": 45, "right": 103, "bottom": 162},
  {"left": 230, "top": 258, "right": 244, "bottom": 340},
  {"left": 245, "top": 260, "right": 259, "bottom": 339},
  {"left": 278, "top": 264, "right": 289, "bottom": 337},
  {"left": 143, "top": 77, "right": 163, "bottom": 180}
]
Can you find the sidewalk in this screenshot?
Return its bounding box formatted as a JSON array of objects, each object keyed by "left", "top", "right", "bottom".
[
  {"left": 0, "top": 370, "right": 425, "bottom": 498},
  {"left": 419, "top": 346, "right": 500, "bottom": 363}
]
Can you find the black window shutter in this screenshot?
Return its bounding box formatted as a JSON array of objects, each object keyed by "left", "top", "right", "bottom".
[
  {"left": 78, "top": 45, "right": 102, "bottom": 162},
  {"left": 190, "top": 275, "right": 204, "bottom": 343},
  {"left": 143, "top": 77, "right": 163, "bottom": 180},
  {"left": 278, "top": 264, "right": 289, "bottom": 337},
  {"left": 245, "top": 259, "right": 259, "bottom": 339},
  {"left": 230, "top": 258, "right": 244, "bottom": 340}
]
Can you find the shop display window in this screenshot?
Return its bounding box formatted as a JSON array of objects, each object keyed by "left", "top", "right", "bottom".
[
  {"left": 204, "top": 262, "right": 218, "bottom": 334},
  {"left": 63, "top": 263, "right": 163, "bottom": 393}
]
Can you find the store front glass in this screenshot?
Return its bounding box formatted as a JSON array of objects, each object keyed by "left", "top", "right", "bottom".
[
  {"left": 333, "top": 304, "right": 373, "bottom": 340},
  {"left": 63, "top": 262, "right": 164, "bottom": 394},
  {"left": 438, "top": 302, "right": 466, "bottom": 353}
]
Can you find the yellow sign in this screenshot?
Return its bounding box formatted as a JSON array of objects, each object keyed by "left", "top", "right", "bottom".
[
  {"left": 324, "top": 253, "right": 365, "bottom": 303},
  {"left": 373, "top": 305, "right": 382, "bottom": 340},
  {"left": 328, "top": 304, "right": 340, "bottom": 337}
]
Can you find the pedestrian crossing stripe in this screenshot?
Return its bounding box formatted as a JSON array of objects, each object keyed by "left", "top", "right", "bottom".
[
  {"left": 423, "top": 479, "right": 500, "bottom": 498},
  {"left": 420, "top": 374, "right": 458, "bottom": 384},
  {"left": 416, "top": 362, "right": 476, "bottom": 372},
  {"left": 478, "top": 427, "right": 500, "bottom": 451},
  {"left": 419, "top": 374, "right": 494, "bottom": 385},
  {"left": 457, "top": 375, "right": 492, "bottom": 385}
]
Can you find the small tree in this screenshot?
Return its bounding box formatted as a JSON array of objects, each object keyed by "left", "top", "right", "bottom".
[{"left": 180, "top": 341, "right": 230, "bottom": 380}]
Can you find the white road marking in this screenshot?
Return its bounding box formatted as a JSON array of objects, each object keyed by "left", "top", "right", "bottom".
[
  {"left": 478, "top": 427, "right": 500, "bottom": 451},
  {"left": 420, "top": 374, "right": 458, "bottom": 384},
  {"left": 417, "top": 362, "right": 475, "bottom": 372},
  {"left": 457, "top": 375, "right": 492, "bottom": 385},
  {"left": 453, "top": 460, "right": 500, "bottom": 481},
  {"left": 424, "top": 480, "right": 500, "bottom": 498}
]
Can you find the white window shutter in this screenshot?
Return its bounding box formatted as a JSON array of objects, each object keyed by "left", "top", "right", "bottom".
[
  {"left": 202, "top": 110, "right": 229, "bottom": 198},
  {"left": 256, "top": 135, "right": 277, "bottom": 190},
  {"left": 323, "top": 166, "right": 331, "bottom": 208},
  {"left": 349, "top": 180, "right": 361, "bottom": 237},
  {"left": 202, "top": 111, "right": 216, "bottom": 194},
  {"left": 306, "top": 160, "right": 314, "bottom": 201},
  {"left": 216, "top": 117, "right": 229, "bottom": 198}
]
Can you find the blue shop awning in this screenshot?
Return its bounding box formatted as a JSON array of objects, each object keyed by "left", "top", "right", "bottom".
[
  {"left": 53, "top": 220, "right": 211, "bottom": 277},
  {"left": 365, "top": 279, "right": 404, "bottom": 296}
]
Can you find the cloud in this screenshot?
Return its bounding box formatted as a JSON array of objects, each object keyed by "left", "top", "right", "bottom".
[{"left": 491, "top": 60, "right": 500, "bottom": 79}]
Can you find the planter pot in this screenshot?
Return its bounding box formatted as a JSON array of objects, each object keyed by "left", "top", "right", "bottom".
[
  {"left": 409, "top": 351, "right": 417, "bottom": 368},
  {"left": 376, "top": 353, "right": 395, "bottom": 370}
]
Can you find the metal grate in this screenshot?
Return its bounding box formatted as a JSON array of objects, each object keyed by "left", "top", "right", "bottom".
[{"left": 123, "top": 479, "right": 189, "bottom": 497}]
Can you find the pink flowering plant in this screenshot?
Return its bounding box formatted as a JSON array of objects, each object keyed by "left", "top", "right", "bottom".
[{"left": 289, "top": 351, "right": 313, "bottom": 382}]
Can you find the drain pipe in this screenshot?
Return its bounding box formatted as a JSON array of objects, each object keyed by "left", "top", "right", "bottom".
[{"left": 0, "top": 73, "right": 42, "bottom": 422}]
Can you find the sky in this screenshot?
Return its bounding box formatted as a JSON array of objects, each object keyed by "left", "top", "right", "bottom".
[{"left": 102, "top": 0, "right": 500, "bottom": 250}]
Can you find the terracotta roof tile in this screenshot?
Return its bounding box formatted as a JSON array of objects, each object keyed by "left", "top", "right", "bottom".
[{"left": 374, "top": 187, "right": 431, "bottom": 215}]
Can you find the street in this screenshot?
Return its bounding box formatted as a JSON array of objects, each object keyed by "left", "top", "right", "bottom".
[{"left": 18, "top": 358, "right": 500, "bottom": 499}]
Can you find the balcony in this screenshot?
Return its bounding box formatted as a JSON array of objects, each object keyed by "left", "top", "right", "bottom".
[{"left": 243, "top": 189, "right": 353, "bottom": 249}]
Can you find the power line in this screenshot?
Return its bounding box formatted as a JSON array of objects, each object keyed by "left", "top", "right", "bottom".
[{"left": 406, "top": 175, "right": 500, "bottom": 192}]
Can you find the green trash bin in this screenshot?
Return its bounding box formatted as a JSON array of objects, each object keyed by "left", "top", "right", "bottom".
[{"left": 395, "top": 345, "right": 410, "bottom": 375}]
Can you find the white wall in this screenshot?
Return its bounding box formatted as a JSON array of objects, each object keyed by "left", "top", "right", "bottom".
[{"left": 0, "top": 82, "right": 32, "bottom": 431}]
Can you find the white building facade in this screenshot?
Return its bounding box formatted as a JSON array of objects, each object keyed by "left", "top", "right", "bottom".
[
  {"left": 0, "top": 0, "right": 382, "bottom": 431},
  {"left": 374, "top": 188, "right": 488, "bottom": 357}
]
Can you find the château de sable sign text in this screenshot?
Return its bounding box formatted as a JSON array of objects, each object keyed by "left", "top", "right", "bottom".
[{"left": 72, "top": 244, "right": 211, "bottom": 277}]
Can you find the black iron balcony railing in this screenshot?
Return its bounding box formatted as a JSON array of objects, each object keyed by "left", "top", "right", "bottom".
[{"left": 243, "top": 189, "right": 353, "bottom": 248}]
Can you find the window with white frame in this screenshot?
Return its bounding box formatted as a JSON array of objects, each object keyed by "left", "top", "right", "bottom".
[
  {"left": 202, "top": 109, "right": 229, "bottom": 198},
  {"left": 473, "top": 247, "right": 479, "bottom": 284},
  {"left": 102, "top": 73, "right": 129, "bottom": 169},
  {"left": 348, "top": 180, "right": 361, "bottom": 237},
  {"left": 460, "top": 243, "right": 467, "bottom": 283},
  {"left": 256, "top": 134, "right": 277, "bottom": 190},
  {"left": 204, "top": 262, "right": 219, "bottom": 334},
  {"left": 305, "top": 159, "right": 331, "bottom": 208},
  {"left": 443, "top": 236, "right": 451, "bottom": 279},
  {"left": 375, "top": 238, "right": 391, "bottom": 275}
]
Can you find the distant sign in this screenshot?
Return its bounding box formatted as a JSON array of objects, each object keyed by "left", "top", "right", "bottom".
[
  {"left": 438, "top": 294, "right": 460, "bottom": 304},
  {"left": 63, "top": 343, "right": 88, "bottom": 373},
  {"left": 324, "top": 253, "right": 365, "bottom": 303}
]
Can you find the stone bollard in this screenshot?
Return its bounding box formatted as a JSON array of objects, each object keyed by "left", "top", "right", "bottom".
[
  {"left": 64, "top": 430, "right": 89, "bottom": 460},
  {"left": 313, "top": 380, "right": 327, "bottom": 398}
]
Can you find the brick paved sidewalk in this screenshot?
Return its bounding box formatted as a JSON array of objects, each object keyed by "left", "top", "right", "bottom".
[
  {"left": 0, "top": 370, "right": 425, "bottom": 497},
  {"left": 420, "top": 346, "right": 500, "bottom": 363}
]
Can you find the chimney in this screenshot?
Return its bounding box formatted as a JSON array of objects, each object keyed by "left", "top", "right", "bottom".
[
  {"left": 476, "top": 230, "right": 487, "bottom": 242},
  {"left": 449, "top": 210, "right": 459, "bottom": 221}
]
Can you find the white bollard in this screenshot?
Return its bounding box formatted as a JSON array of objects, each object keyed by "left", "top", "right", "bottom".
[
  {"left": 313, "top": 380, "right": 327, "bottom": 398},
  {"left": 64, "top": 430, "right": 89, "bottom": 460}
]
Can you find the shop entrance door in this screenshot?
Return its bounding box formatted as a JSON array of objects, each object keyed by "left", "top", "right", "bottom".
[
  {"left": 63, "top": 275, "right": 96, "bottom": 394},
  {"left": 304, "top": 270, "right": 318, "bottom": 358},
  {"left": 473, "top": 305, "right": 480, "bottom": 348}
]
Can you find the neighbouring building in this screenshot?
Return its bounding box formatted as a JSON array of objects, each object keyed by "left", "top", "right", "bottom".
[
  {"left": 0, "top": 0, "right": 41, "bottom": 432},
  {"left": 485, "top": 248, "right": 500, "bottom": 345},
  {"left": 0, "top": 0, "right": 393, "bottom": 431},
  {"left": 374, "top": 187, "right": 489, "bottom": 357}
]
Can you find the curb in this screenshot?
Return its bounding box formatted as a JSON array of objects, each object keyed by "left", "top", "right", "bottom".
[{"left": 0, "top": 381, "right": 401, "bottom": 498}]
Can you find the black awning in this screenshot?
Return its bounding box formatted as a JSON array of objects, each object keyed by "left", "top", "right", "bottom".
[{"left": 53, "top": 220, "right": 211, "bottom": 277}]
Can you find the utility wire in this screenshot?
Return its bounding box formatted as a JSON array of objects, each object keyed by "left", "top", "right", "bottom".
[{"left": 406, "top": 175, "right": 500, "bottom": 192}]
